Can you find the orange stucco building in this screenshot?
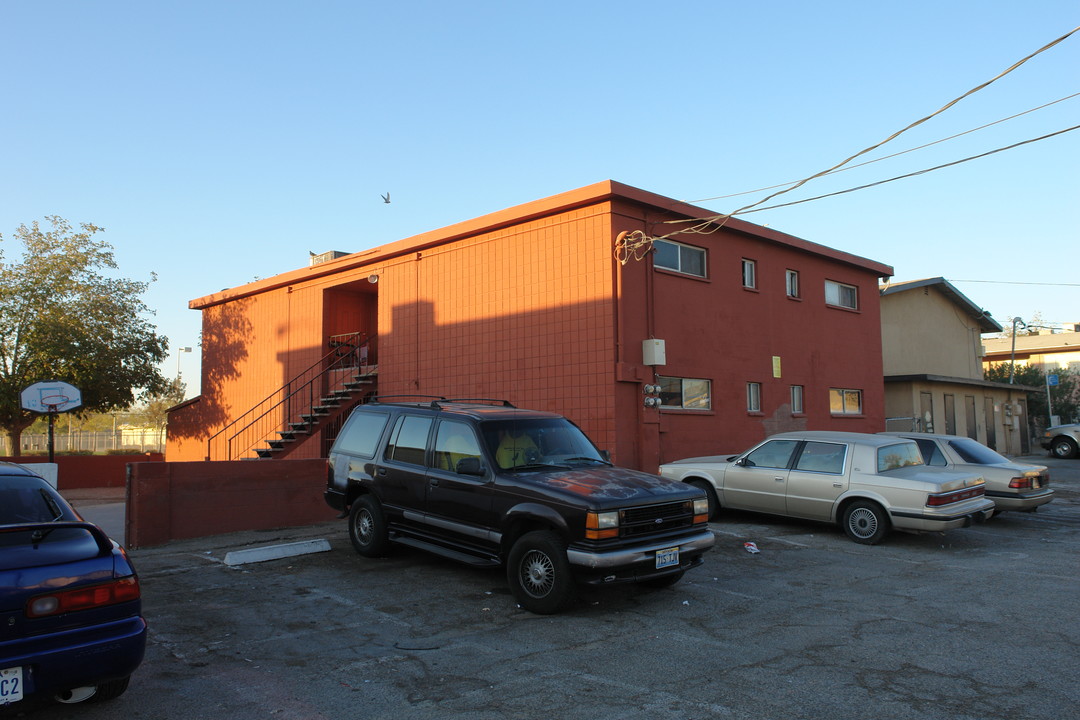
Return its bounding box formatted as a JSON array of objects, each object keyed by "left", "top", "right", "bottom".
[{"left": 167, "top": 181, "right": 894, "bottom": 472}]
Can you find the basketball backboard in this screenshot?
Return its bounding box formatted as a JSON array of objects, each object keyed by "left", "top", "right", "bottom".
[{"left": 20, "top": 381, "right": 83, "bottom": 413}]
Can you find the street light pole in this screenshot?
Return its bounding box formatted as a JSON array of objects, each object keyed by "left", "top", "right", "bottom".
[
  {"left": 176, "top": 346, "right": 193, "bottom": 380},
  {"left": 1009, "top": 317, "right": 1026, "bottom": 384}
]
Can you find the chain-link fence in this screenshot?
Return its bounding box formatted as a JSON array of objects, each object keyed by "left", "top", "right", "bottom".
[{"left": 1, "top": 428, "right": 165, "bottom": 456}]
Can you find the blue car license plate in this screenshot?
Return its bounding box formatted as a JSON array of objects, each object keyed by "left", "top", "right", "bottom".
[
  {"left": 1, "top": 667, "right": 23, "bottom": 705},
  {"left": 655, "top": 547, "right": 679, "bottom": 569}
]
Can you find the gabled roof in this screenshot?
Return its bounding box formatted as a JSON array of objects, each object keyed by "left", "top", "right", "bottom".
[
  {"left": 880, "top": 277, "right": 1002, "bottom": 333},
  {"left": 191, "top": 180, "right": 895, "bottom": 309}
]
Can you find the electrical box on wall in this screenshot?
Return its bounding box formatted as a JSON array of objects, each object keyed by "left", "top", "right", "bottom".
[{"left": 642, "top": 339, "right": 666, "bottom": 366}]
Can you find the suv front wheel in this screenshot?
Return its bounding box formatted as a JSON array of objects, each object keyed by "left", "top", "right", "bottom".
[
  {"left": 507, "top": 531, "right": 577, "bottom": 614},
  {"left": 349, "top": 495, "right": 390, "bottom": 557}
]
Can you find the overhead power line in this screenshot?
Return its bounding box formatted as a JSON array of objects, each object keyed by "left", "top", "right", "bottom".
[
  {"left": 687, "top": 92, "right": 1080, "bottom": 204},
  {"left": 949, "top": 279, "right": 1080, "bottom": 288},
  {"left": 734, "top": 124, "right": 1080, "bottom": 214},
  {"left": 661, "top": 24, "right": 1080, "bottom": 237}
]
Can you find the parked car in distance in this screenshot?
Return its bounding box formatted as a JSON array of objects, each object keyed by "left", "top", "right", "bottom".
[
  {"left": 880, "top": 432, "right": 1053, "bottom": 513},
  {"left": 0, "top": 464, "right": 146, "bottom": 708},
  {"left": 324, "top": 398, "right": 714, "bottom": 614},
  {"left": 1040, "top": 423, "right": 1080, "bottom": 459},
  {"left": 659, "top": 431, "right": 995, "bottom": 545}
]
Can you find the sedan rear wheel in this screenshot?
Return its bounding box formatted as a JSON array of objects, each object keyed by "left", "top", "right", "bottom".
[{"left": 842, "top": 500, "right": 889, "bottom": 545}]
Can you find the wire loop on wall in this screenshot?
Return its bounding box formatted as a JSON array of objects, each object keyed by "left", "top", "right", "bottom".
[{"left": 614, "top": 230, "right": 654, "bottom": 265}]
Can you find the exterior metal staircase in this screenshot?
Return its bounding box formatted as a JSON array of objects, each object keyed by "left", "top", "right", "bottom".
[{"left": 206, "top": 332, "right": 376, "bottom": 461}]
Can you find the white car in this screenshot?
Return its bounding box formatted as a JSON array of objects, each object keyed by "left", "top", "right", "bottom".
[
  {"left": 880, "top": 432, "right": 1053, "bottom": 513},
  {"left": 660, "top": 431, "right": 995, "bottom": 544},
  {"left": 1040, "top": 423, "right": 1080, "bottom": 459}
]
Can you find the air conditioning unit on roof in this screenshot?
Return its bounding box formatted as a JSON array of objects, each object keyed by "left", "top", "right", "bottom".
[{"left": 310, "top": 250, "right": 348, "bottom": 266}]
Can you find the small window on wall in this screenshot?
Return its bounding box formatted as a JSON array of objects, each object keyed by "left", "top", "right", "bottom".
[
  {"left": 746, "top": 382, "right": 762, "bottom": 412},
  {"left": 742, "top": 259, "right": 757, "bottom": 289},
  {"left": 825, "top": 280, "right": 858, "bottom": 309},
  {"left": 786, "top": 270, "right": 800, "bottom": 298},
  {"left": 830, "top": 388, "right": 863, "bottom": 415},
  {"left": 658, "top": 376, "right": 712, "bottom": 410},
  {"left": 653, "top": 239, "right": 706, "bottom": 278},
  {"left": 790, "top": 385, "right": 804, "bottom": 414}
]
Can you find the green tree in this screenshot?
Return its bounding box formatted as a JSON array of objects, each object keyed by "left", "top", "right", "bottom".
[
  {"left": 0, "top": 216, "right": 169, "bottom": 455},
  {"left": 985, "top": 363, "right": 1079, "bottom": 429}
]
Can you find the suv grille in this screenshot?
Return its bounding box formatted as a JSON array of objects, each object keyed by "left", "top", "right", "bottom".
[{"left": 620, "top": 501, "right": 694, "bottom": 538}]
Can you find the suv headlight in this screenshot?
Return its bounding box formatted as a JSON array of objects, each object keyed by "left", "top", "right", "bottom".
[
  {"left": 693, "top": 498, "right": 710, "bottom": 523},
  {"left": 585, "top": 511, "right": 619, "bottom": 540}
]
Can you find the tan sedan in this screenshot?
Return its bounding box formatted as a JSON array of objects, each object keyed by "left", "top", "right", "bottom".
[
  {"left": 660, "top": 431, "right": 996, "bottom": 544},
  {"left": 880, "top": 432, "right": 1053, "bottom": 513}
]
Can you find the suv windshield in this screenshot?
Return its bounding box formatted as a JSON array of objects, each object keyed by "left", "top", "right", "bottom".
[{"left": 480, "top": 418, "right": 608, "bottom": 470}]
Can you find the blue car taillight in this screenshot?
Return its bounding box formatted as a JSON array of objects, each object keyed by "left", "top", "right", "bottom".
[{"left": 26, "top": 576, "right": 140, "bottom": 618}]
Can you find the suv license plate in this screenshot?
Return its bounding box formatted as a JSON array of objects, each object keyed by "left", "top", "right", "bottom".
[
  {"left": 655, "top": 547, "right": 679, "bottom": 569},
  {"left": 1, "top": 667, "right": 23, "bottom": 705}
]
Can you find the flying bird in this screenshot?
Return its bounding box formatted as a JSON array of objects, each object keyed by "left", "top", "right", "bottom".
[{"left": 381, "top": 192, "right": 391, "bottom": 204}]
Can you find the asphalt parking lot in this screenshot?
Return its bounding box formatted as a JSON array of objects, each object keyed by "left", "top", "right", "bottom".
[{"left": 9, "top": 456, "right": 1080, "bottom": 720}]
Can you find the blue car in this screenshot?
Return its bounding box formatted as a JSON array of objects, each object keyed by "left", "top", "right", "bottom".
[{"left": 0, "top": 463, "right": 146, "bottom": 707}]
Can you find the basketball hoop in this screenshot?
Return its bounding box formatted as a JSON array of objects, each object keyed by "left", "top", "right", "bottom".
[{"left": 21, "top": 381, "right": 83, "bottom": 414}]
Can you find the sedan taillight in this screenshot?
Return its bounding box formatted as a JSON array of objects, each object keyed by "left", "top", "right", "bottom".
[
  {"left": 1008, "top": 476, "right": 1032, "bottom": 489},
  {"left": 26, "top": 576, "right": 140, "bottom": 618},
  {"left": 926, "top": 486, "right": 985, "bottom": 507}
]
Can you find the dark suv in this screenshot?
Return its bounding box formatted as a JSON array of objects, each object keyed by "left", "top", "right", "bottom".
[{"left": 324, "top": 398, "right": 714, "bottom": 614}]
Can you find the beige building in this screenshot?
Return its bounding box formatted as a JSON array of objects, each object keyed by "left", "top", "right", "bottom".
[
  {"left": 982, "top": 329, "right": 1080, "bottom": 372},
  {"left": 880, "top": 278, "right": 1038, "bottom": 455}
]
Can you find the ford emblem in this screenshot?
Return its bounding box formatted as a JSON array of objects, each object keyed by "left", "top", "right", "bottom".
[{"left": 654, "top": 518, "right": 663, "bottom": 524}]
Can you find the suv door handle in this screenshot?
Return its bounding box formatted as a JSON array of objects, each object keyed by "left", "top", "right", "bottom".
[{"left": 376, "top": 468, "right": 387, "bottom": 477}]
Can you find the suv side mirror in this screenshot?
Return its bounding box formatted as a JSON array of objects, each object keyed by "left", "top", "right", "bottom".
[
  {"left": 455, "top": 457, "right": 486, "bottom": 476},
  {"left": 599, "top": 449, "right": 611, "bottom": 462}
]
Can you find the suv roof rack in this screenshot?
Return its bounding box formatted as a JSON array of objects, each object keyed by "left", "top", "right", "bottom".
[
  {"left": 433, "top": 398, "right": 516, "bottom": 409},
  {"left": 367, "top": 395, "right": 448, "bottom": 406}
]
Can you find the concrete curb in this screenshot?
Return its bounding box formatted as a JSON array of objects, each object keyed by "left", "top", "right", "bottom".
[{"left": 223, "top": 539, "right": 333, "bottom": 566}]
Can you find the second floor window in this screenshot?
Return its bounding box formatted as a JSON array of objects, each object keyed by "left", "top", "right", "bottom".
[
  {"left": 742, "top": 259, "right": 757, "bottom": 289},
  {"left": 825, "top": 280, "right": 858, "bottom": 309},
  {"left": 653, "top": 239, "right": 706, "bottom": 278},
  {"left": 786, "top": 269, "right": 800, "bottom": 298}
]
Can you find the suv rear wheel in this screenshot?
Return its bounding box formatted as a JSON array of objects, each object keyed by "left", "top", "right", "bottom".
[
  {"left": 507, "top": 531, "right": 577, "bottom": 614},
  {"left": 349, "top": 495, "right": 390, "bottom": 557}
]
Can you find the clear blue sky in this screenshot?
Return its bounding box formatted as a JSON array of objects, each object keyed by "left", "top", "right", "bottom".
[{"left": 2, "top": 1, "right": 1077, "bottom": 399}]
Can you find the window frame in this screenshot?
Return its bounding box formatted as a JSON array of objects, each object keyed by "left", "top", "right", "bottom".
[
  {"left": 742, "top": 258, "right": 757, "bottom": 289},
  {"left": 829, "top": 388, "right": 863, "bottom": 416},
  {"left": 785, "top": 269, "right": 800, "bottom": 298},
  {"left": 825, "top": 280, "right": 858, "bottom": 309},
  {"left": 746, "top": 382, "right": 762, "bottom": 412},
  {"left": 790, "top": 385, "right": 804, "bottom": 414},
  {"left": 658, "top": 376, "right": 712, "bottom": 410},
  {"left": 652, "top": 238, "right": 707, "bottom": 278}
]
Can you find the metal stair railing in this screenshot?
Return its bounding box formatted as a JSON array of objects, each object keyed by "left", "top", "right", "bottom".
[{"left": 206, "top": 332, "right": 373, "bottom": 460}]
